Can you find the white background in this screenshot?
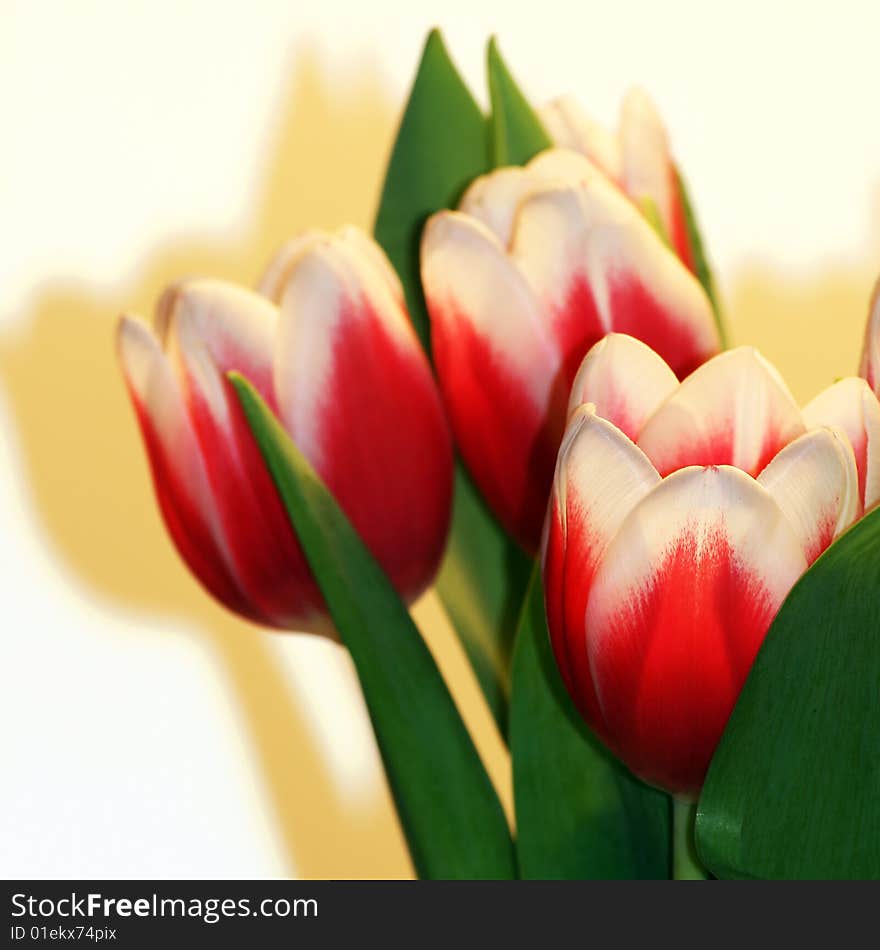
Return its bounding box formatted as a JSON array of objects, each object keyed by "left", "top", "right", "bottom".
[{"left": 2, "top": 0, "right": 878, "bottom": 878}]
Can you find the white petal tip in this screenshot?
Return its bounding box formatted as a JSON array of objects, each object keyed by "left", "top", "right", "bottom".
[{"left": 116, "top": 315, "right": 163, "bottom": 394}]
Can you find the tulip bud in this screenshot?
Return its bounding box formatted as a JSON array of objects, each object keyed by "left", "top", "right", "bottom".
[
  {"left": 859, "top": 275, "right": 880, "bottom": 395},
  {"left": 118, "top": 228, "right": 453, "bottom": 632},
  {"left": 544, "top": 334, "right": 874, "bottom": 796},
  {"left": 540, "top": 88, "right": 694, "bottom": 269},
  {"left": 421, "top": 153, "right": 720, "bottom": 551}
]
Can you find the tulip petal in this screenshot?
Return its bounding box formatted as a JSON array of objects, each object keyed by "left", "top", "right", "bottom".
[
  {"left": 526, "top": 147, "right": 607, "bottom": 189},
  {"left": 165, "top": 279, "right": 279, "bottom": 416},
  {"left": 637, "top": 347, "right": 806, "bottom": 478},
  {"left": 859, "top": 276, "right": 880, "bottom": 395},
  {"left": 458, "top": 150, "right": 607, "bottom": 250},
  {"left": 165, "top": 281, "right": 325, "bottom": 629},
  {"left": 422, "top": 211, "right": 560, "bottom": 549},
  {"left": 512, "top": 179, "right": 720, "bottom": 383},
  {"left": 619, "top": 89, "right": 674, "bottom": 235},
  {"left": 567, "top": 333, "right": 679, "bottom": 440},
  {"left": 257, "top": 231, "right": 324, "bottom": 302},
  {"left": 586, "top": 465, "right": 808, "bottom": 795},
  {"left": 543, "top": 406, "right": 660, "bottom": 739},
  {"left": 337, "top": 225, "right": 407, "bottom": 306},
  {"left": 757, "top": 427, "right": 861, "bottom": 564},
  {"left": 276, "top": 235, "right": 453, "bottom": 599},
  {"left": 539, "top": 96, "right": 622, "bottom": 180},
  {"left": 802, "top": 377, "right": 880, "bottom": 511},
  {"left": 260, "top": 225, "right": 409, "bottom": 313},
  {"left": 458, "top": 167, "right": 537, "bottom": 248},
  {"left": 116, "top": 316, "right": 257, "bottom": 621},
  {"left": 619, "top": 88, "right": 693, "bottom": 269}
]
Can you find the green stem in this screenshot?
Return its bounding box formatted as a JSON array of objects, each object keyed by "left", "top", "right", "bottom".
[{"left": 673, "top": 799, "right": 708, "bottom": 880}]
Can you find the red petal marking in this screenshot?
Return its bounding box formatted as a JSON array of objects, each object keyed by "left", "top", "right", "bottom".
[
  {"left": 591, "top": 521, "right": 782, "bottom": 796},
  {"left": 544, "top": 409, "right": 661, "bottom": 751},
  {"left": 543, "top": 504, "right": 575, "bottom": 695},
  {"left": 607, "top": 274, "right": 708, "bottom": 382},
  {"left": 668, "top": 169, "right": 695, "bottom": 273},
  {"left": 567, "top": 335, "right": 680, "bottom": 442},
  {"left": 309, "top": 295, "right": 453, "bottom": 600},
  {"left": 551, "top": 276, "right": 607, "bottom": 390},
  {"left": 186, "top": 376, "right": 324, "bottom": 630},
  {"left": 127, "top": 391, "right": 262, "bottom": 624},
  {"left": 806, "top": 511, "right": 838, "bottom": 565},
  {"left": 589, "top": 389, "right": 642, "bottom": 442},
  {"left": 652, "top": 419, "right": 792, "bottom": 479},
  {"left": 556, "top": 505, "right": 614, "bottom": 746},
  {"left": 433, "top": 305, "right": 563, "bottom": 553},
  {"left": 536, "top": 266, "right": 710, "bottom": 528}
]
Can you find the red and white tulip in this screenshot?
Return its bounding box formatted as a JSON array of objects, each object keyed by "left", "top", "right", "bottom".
[
  {"left": 118, "top": 227, "right": 453, "bottom": 632},
  {"left": 421, "top": 153, "right": 721, "bottom": 552},
  {"left": 544, "top": 334, "right": 878, "bottom": 796},
  {"left": 540, "top": 88, "right": 696, "bottom": 270}
]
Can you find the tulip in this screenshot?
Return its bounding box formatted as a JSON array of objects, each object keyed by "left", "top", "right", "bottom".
[
  {"left": 543, "top": 333, "right": 879, "bottom": 796},
  {"left": 117, "top": 227, "right": 453, "bottom": 632},
  {"left": 421, "top": 152, "right": 721, "bottom": 552},
  {"left": 859, "top": 276, "right": 880, "bottom": 395},
  {"left": 540, "top": 88, "right": 695, "bottom": 270}
]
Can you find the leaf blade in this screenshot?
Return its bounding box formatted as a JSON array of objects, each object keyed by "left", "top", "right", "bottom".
[
  {"left": 231, "top": 372, "right": 517, "bottom": 880},
  {"left": 696, "top": 507, "right": 880, "bottom": 879},
  {"left": 486, "top": 36, "right": 552, "bottom": 166},
  {"left": 374, "top": 28, "right": 489, "bottom": 354}
]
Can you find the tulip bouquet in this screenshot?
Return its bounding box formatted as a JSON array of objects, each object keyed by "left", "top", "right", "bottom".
[{"left": 117, "top": 31, "right": 880, "bottom": 880}]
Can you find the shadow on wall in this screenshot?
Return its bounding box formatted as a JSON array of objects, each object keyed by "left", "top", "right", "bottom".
[{"left": 0, "top": 48, "right": 428, "bottom": 879}]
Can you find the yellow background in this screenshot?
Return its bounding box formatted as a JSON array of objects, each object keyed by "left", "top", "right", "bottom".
[{"left": 1, "top": 0, "right": 878, "bottom": 877}]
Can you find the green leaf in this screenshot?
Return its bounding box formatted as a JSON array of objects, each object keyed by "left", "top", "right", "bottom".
[
  {"left": 675, "top": 166, "right": 727, "bottom": 346},
  {"left": 486, "top": 36, "right": 552, "bottom": 166},
  {"left": 511, "top": 565, "right": 672, "bottom": 878},
  {"left": 436, "top": 466, "right": 531, "bottom": 734},
  {"left": 374, "top": 29, "right": 490, "bottom": 354},
  {"left": 230, "top": 373, "right": 517, "bottom": 880},
  {"left": 372, "top": 30, "right": 525, "bottom": 736},
  {"left": 696, "top": 507, "right": 880, "bottom": 879}
]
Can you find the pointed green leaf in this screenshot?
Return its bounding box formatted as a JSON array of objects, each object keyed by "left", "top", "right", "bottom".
[
  {"left": 374, "top": 28, "right": 489, "bottom": 354},
  {"left": 486, "top": 37, "right": 552, "bottom": 166},
  {"left": 675, "top": 166, "right": 727, "bottom": 346},
  {"left": 696, "top": 507, "right": 880, "bottom": 879},
  {"left": 230, "top": 373, "right": 516, "bottom": 880},
  {"left": 511, "top": 565, "right": 672, "bottom": 878}
]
